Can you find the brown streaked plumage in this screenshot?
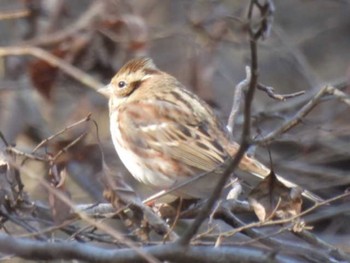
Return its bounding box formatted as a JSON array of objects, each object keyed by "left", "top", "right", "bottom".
[{"left": 99, "top": 57, "right": 321, "bottom": 202}]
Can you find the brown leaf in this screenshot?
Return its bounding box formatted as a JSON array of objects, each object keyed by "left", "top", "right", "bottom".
[
  {"left": 28, "top": 47, "right": 67, "bottom": 100},
  {"left": 48, "top": 166, "right": 72, "bottom": 224},
  {"left": 51, "top": 139, "right": 105, "bottom": 202},
  {"left": 248, "top": 171, "right": 302, "bottom": 222}
]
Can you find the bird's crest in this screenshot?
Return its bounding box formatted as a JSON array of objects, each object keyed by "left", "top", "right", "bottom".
[{"left": 118, "top": 57, "right": 157, "bottom": 75}]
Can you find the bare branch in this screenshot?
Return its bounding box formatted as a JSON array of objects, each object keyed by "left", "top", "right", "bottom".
[
  {"left": 32, "top": 114, "right": 91, "bottom": 154},
  {"left": 52, "top": 131, "right": 87, "bottom": 162},
  {"left": 227, "top": 66, "right": 251, "bottom": 133},
  {"left": 257, "top": 83, "right": 305, "bottom": 101},
  {"left": 0, "top": 10, "right": 30, "bottom": 20},
  {"left": 222, "top": 191, "right": 350, "bottom": 238},
  {"left": 294, "top": 230, "right": 350, "bottom": 262},
  {"left": 216, "top": 207, "right": 341, "bottom": 262},
  {"left": 21, "top": 1, "right": 105, "bottom": 47},
  {"left": 177, "top": 0, "right": 273, "bottom": 246},
  {"left": 0, "top": 47, "right": 103, "bottom": 90},
  {"left": 256, "top": 85, "right": 350, "bottom": 145},
  {"left": 0, "top": 233, "right": 298, "bottom": 263},
  {"left": 10, "top": 163, "right": 161, "bottom": 263}
]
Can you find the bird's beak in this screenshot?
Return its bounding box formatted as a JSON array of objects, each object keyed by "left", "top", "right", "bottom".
[{"left": 97, "top": 84, "right": 112, "bottom": 98}]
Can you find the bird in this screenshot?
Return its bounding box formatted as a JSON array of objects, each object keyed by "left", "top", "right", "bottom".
[{"left": 98, "top": 57, "right": 321, "bottom": 203}]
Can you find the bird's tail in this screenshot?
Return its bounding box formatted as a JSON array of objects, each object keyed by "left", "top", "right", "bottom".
[{"left": 227, "top": 143, "right": 323, "bottom": 203}]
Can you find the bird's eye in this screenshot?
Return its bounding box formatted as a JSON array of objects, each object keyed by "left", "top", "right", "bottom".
[{"left": 118, "top": 81, "right": 126, "bottom": 88}]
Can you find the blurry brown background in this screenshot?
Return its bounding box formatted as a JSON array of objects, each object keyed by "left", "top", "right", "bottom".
[{"left": 0, "top": 0, "right": 350, "bottom": 250}]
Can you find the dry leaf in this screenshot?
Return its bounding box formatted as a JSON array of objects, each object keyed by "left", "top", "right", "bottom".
[
  {"left": 248, "top": 170, "right": 302, "bottom": 222},
  {"left": 28, "top": 47, "right": 67, "bottom": 100},
  {"left": 48, "top": 166, "right": 72, "bottom": 224}
]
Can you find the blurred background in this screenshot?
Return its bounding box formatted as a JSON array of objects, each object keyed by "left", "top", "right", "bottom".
[{"left": 0, "top": 0, "right": 350, "bottom": 251}]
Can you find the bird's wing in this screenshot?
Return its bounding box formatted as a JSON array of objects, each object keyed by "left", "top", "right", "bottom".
[
  {"left": 116, "top": 99, "right": 229, "bottom": 174},
  {"left": 115, "top": 100, "right": 324, "bottom": 203}
]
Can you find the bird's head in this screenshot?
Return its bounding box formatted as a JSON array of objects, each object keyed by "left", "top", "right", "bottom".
[{"left": 98, "top": 57, "right": 160, "bottom": 100}]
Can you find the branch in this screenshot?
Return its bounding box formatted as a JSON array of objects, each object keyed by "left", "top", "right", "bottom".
[
  {"left": 10, "top": 163, "right": 160, "bottom": 263},
  {"left": 221, "top": 191, "right": 350, "bottom": 238},
  {"left": 32, "top": 114, "right": 91, "bottom": 154},
  {"left": 216, "top": 207, "right": 339, "bottom": 262},
  {"left": 0, "top": 46, "right": 103, "bottom": 90},
  {"left": 255, "top": 85, "right": 350, "bottom": 145},
  {"left": 294, "top": 230, "right": 350, "bottom": 262},
  {"left": 257, "top": 83, "right": 305, "bottom": 101},
  {"left": 0, "top": 233, "right": 298, "bottom": 263},
  {"left": 177, "top": 65, "right": 254, "bottom": 245},
  {"left": 227, "top": 66, "right": 251, "bottom": 133},
  {"left": 21, "top": 1, "right": 105, "bottom": 47},
  {"left": 0, "top": 10, "right": 30, "bottom": 20},
  {"left": 177, "top": 0, "right": 273, "bottom": 246}
]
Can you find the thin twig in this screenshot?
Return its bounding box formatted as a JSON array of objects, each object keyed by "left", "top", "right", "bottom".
[
  {"left": 6, "top": 148, "right": 47, "bottom": 162},
  {"left": 0, "top": 10, "right": 30, "bottom": 20},
  {"left": 255, "top": 85, "right": 350, "bottom": 145},
  {"left": 294, "top": 230, "right": 350, "bottom": 262},
  {"left": 227, "top": 66, "right": 251, "bottom": 133},
  {"left": 217, "top": 207, "right": 338, "bottom": 262},
  {"left": 18, "top": 114, "right": 91, "bottom": 165},
  {"left": 176, "top": 0, "right": 272, "bottom": 246},
  {"left": 0, "top": 207, "right": 46, "bottom": 241},
  {"left": 10, "top": 163, "right": 161, "bottom": 263},
  {"left": 32, "top": 114, "right": 91, "bottom": 154},
  {"left": 0, "top": 234, "right": 298, "bottom": 262},
  {"left": 17, "top": 219, "right": 78, "bottom": 238},
  {"left": 257, "top": 83, "right": 305, "bottom": 101},
  {"left": 22, "top": 1, "right": 105, "bottom": 47},
  {"left": 176, "top": 91, "right": 251, "bottom": 246},
  {"left": 0, "top": 132, "right": 9, "bottom": 147},
  {"left": 257, "top": 78, "right": 347, "bottom": 115},
  {"left": 142, "top": 160, "right": 238, "bottom": 205},
  {"left": 0, "top": 47, "right": 103, "bottom": 90},
  {"left": 52, "top": 132, "right": 87, "bottom": 162},
  {"left": 222, "top": 191, "right": 350, "bottom": 238}
]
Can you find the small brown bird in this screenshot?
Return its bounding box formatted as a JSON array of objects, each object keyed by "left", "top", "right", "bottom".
[{"left": 99, "top": 57, "right": 321, "bottom": 202}]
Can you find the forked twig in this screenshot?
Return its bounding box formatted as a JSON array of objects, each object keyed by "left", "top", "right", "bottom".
[
  {"left": 17, "top": 114, "right": 92, "bottom": 165},
  {"left": 257, "top": 83, "right": 305, "bottom": 101},
  {"left": 51, "top": 132, "right": 87, "bottom": 162},
  {"left": 256, "top": 85, "right": 350, "bottom": 145},
  {"left": 32, "top": 114, "right": 91, "bottom": 154}
]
